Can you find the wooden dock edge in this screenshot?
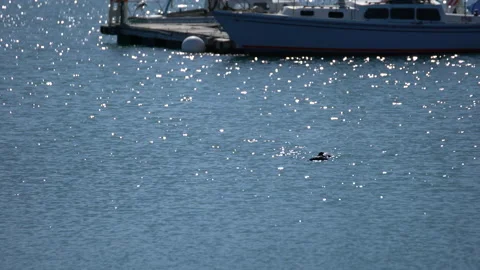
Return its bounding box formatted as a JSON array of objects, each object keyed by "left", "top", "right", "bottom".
[{"left": 100, "top": 24, "right": 242, "bottom": 54}]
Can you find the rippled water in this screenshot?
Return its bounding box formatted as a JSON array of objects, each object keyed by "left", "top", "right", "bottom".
[{"left": 1, "top": 1, "right": 480, "bottom": 269}]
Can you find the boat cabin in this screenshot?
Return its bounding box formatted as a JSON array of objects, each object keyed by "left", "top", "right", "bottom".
[
  {"left": 279, "top": 1, "right": 480, "bottom": 24},
  {"left": 363, "top": 5, "right": 442, "bottom": 21}
]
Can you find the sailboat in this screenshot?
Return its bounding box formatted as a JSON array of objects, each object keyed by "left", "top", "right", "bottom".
[{"left": 213, "top": 0, "right": 480, "bottom": 55}]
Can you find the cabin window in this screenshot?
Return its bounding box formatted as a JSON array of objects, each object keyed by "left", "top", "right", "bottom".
[
  {"left": 416, "top": 8, "right": 441, "bottom": 21},
  {"left": 390, "top": 8, "right": 415, "bottom": 19},
  {"left": 328, "top": 11, "right": 344, "bottom": 18},
  {"left": 253, "top": 2, "right": 268, "bottom": 10},
  {"left": 392, "top": 0, "right": 416, "bottom": 3},
  {"left": 364, "top": 8, "right": 389, "bottom": 19},
  {"left": 300, "top": 10, "right": 314, "bottom": 16}
]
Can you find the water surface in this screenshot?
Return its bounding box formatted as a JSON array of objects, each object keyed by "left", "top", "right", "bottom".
[{"left": 1, "top": 1, "right": 480, "bottom": 269}]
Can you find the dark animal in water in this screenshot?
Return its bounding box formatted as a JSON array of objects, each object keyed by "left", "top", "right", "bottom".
[{"left": 309, "top": 152, "right": 332, "bottom": 161}]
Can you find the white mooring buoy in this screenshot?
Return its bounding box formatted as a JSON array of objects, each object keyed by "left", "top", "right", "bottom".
[{"left": 181, "top": 36, "right": 206, "bottom": 53}]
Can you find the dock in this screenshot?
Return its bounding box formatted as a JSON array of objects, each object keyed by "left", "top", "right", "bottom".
[
  {"left": 100, "top": 22, "right": 239, "bottom": 53},
  {"left": 100, "top": 0, "right": 241, "bottom": 54},
  {"left": 99, "top": 0, "right": 240, "bottom": 53}
]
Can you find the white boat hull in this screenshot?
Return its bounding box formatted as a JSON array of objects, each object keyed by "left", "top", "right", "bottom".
[{"left": 214, "top": 10, "right": 480, "bottom": 54}]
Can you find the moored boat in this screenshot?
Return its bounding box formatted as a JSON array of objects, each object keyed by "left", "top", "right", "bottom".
[{"left": 213, "top": 0, "right": 480, "bottom": 55}]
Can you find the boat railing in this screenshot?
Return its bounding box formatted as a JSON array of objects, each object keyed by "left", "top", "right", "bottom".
[{"left": 124, "top": 0, "right": 209, "bottom": 17}]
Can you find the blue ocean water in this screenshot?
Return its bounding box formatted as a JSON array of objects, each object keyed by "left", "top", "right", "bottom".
[{"left": 1, "top": 1, "right": 480, "bottom": 269}]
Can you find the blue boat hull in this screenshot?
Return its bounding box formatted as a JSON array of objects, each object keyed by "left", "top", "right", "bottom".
[{"left": 214, "top": 10, "right": 480, "bottom": 54}]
